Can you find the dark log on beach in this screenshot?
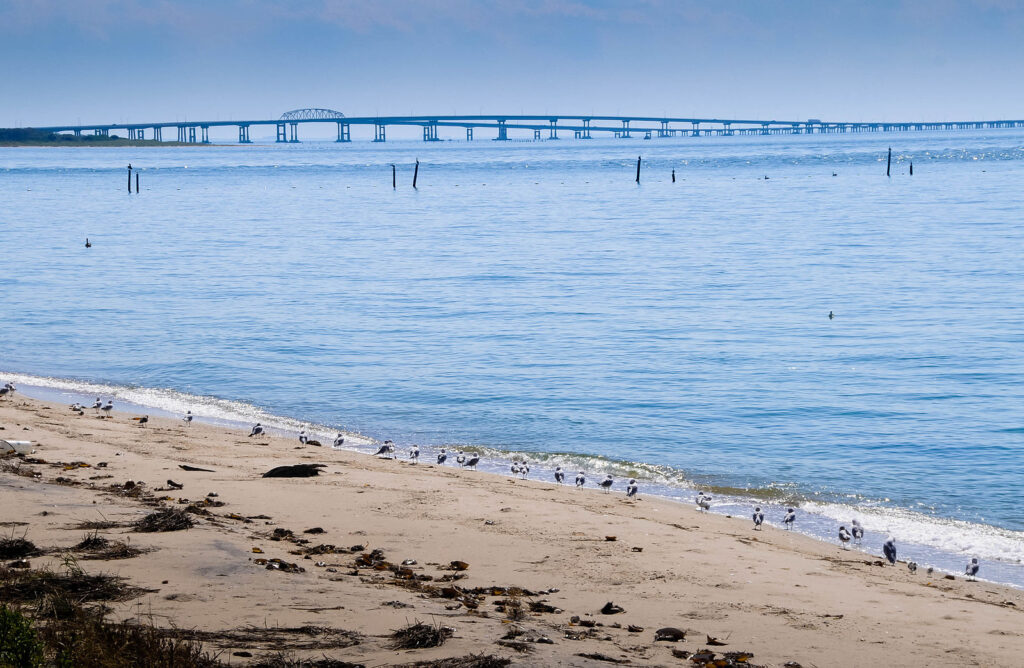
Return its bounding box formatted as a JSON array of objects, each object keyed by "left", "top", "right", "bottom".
[
  {"left": 179, "top": 464, "right": 214, "bottom": 472},
  {"left": 262, "top": 463, "right": 326, "bottom": 478}
]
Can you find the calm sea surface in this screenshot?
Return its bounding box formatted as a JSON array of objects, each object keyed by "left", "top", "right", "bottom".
[{"left": 2, "top": 132, "right": 1023, "bottom": 583}]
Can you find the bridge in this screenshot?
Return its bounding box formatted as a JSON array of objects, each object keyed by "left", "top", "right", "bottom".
[{"left": 28, "top": 108, "right": 1024, "bottom": 144}]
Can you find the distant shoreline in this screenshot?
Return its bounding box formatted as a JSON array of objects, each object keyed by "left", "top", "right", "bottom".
[{"left": 0, "top": 140, "right": 213, "bottom": 147}]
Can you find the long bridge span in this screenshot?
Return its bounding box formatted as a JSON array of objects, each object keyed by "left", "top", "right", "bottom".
[{"left": 30, "top": 108, "right": 1024, "bottom": 144}]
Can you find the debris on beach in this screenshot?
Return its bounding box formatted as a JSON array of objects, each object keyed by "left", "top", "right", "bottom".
[
  {"left": 73, "top": 532, "right": 145, "bottom": 560},
  {"left": 262, "top": 463, "right": 326, "bottom": 478},
  {"left": 178, "top": 464, "right": 215, "bottom": 472},
  {"left": 389, "top": 620, "right": 455, "bottom": 649},
  {"left": 600, "top": 601, "right": 625, "bottom": 615},
  {"left": 575, "top": 653, "right": 630, "bottom": 664},
  {"left": 706, "top": 635, "right": 728, "bottom": 646},
  {"left": 0, "top": 534, "right": 40, "bottom": 559},
  {"left": 449, "top": 560, "right": 470, "bottom": 571},
  {"left": 133, "top": 508, "right": 194, "bottom": 533},
  {"left": 654, "top": 627, "right": 687, "bottom": 642}
]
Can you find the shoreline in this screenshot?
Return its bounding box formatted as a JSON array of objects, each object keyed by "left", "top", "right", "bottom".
[
  {"left": 6, "top": 371, "right": 1024, "bottom": 590},
  {"left": 2, "top": 394, "right": 1023, "bottom": 666}
]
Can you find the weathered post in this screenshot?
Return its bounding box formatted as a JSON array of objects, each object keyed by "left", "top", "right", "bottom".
[
  {"left": 909, "top": 161, "right": 913, "bottom": 176},
  {"left": 636, "top": 156, "right": 641, "bottom": 183},
  {"left": 672, "top": 169, "right": 676, "bottom": 183},
  {"left": 135, "top": 172, "right": 139, "bottom": 193},
  {"left": 392, "top": 164, "right": 396, "bottom": 189},
  {"left": 413, "top": 159, "right": 419, "bottom": 189},
  {"left": 887, "top": 147, "right": 892, "bottom": 177},
  {"left": 127, "top": 164, "right": 132, "bottom": 193}
]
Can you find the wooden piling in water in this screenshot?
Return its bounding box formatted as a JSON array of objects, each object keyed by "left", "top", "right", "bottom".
[
  {"left": 887, "top": 147, "right": 892, "bottom": 177},
  {"left": 636, "top": 156, "right": 641, "bottom": 183},
  {"left": 128, "top": 165, "right": 132, "bottom": 193},
  {"left": 910, "top": 161, "right": 913, "bottom": 176},
  {"left": 672, "top": 169, "right": 676, "bottom": 183},
  {"left": 391, "top": 164, "right": 396, "bottom": 189},
  {"left": 135, "top": 172, "right": 139, "bottom": 193},
  {"left": 413, "top": 159, "right": 419, "bottom": 189}
]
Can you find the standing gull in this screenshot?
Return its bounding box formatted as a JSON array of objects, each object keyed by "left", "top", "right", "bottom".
[
  {"left": 92, "top": 398, "right": 103, "bottom": 412},
  {"left": 599, "top": 474, "right": 614, "bottom": 493},
  {"left": 883, "top": 537, "right": 897, "bottom": 565},
  {"left": 298, "top": 430, "right": 308, "bottom": 445},
  {"left": 851, "top": 519, "right": 864, "bottom": 544},
  {"left": 575, "top": 471, "right": 586, "bottom": 487},
  {"left": 752, "top": 507, "right": 764, "bottom": 530},
  {"left": 374, "top": 441, "right": 395, "bottom": 459},
  {"left": 248, "top": 423, "right": 265, "bottom": 437},
  {"left": 409, "top": 445, "right": 420, "bottom": 463},
  {"left": 783, "top": 508, "right": 796, "bottom": 529},
  {"left": 133, "top": 415, "right": 149, "bottom": 428},
  {"left": 183, "top": 411, "right": 193, "bottom": 426},
  {"left": 333, "top": 433, "right": 345, "bottom": 448},
  {"left": 554, "top": 466, "right": 565, "bottom": 484},
  {"left": 696, "top": 492, "right": 711, "bottom": 512},
  {"left": 464, "top": 454, "right": 480, "bottom": 470},
  {"left": 510, "top": 462, "right": 521, "bottom": 477},
  {"left": 437, "top": 448, "right": 447, "bottom": 465},
  {"left": 965, "top": 558, "right": 980, "bottom": 580},
  {"left": 101, "top": 400, "right": 113, "bottom": 419},
  {"left": 456, "top": 451, "right": 466, "bottom": 467},
  {"left": 838, "top": 526, "right": 851, "bottom": 549},
  {"left": 626, "top": 479, "right": 638, "bottom": 498},
  {"left": 519, "top": 463, "right": 530, "bottom": 479}
]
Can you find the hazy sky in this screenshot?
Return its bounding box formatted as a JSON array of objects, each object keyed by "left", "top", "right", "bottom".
[{"left": 3, "top": 0, "right": 1024, "bottom": 130}]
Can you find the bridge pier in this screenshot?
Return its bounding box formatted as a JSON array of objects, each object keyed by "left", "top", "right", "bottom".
[
  {"left": 495, "top": 120, "right": 509, "bottom": 141},
  {"left": 580, "top": 119, "right": 591, "bottom": 139},
  {"left": 620, "top": 120, "right": 631, "bottom": 138},
  {"left": 288, "top": 122, "right": 299, "bottom": 142},
  {"left": 188, "top": 127, "right": 197, "bottom": 143},
  {"left": 153, "top": 127, "right": 162, "bottom": 141},
  {"left": 201, "top": 126, "right": 210, "bottom": 143},
  {"left": 692, "top": 122, "right": 701, "bottom": 137},
  {"left": 238, "top": 125, "right": 251, "bottom": 143},
  {"left": 275, "top": 123, "right": 287, "bottom": 142},
  {"left": 423, "top": 122, "right": 439, "bottom": 141},
  {"left": 373, "top": 123, "right": 386, "bottom": 142},
  {"left": 658, "top": 120, "right": 670, "bottom": 138},
  {"left": 549, "top": 120, "right": 558, "bottom": 139},
  {"left": 466, "top": 127, "right": 473, "bottom": 141},
  {"left": 177, "top": 125, "right": 186, "bottom": 142},
  {"left": 723, "top": 122, "right": 733, "bottom": 136},
  {"left": 643, "top": 130, "right": 652, "bottom": 140},
  {"left": 336, "top": 123, "right": 350, "bottom": 142},
  {"left": 533, "top": 129, "right": 541, "bottom": 140},
  {"left": 73, "top": 129, "right": 81, "bottom": 137}
]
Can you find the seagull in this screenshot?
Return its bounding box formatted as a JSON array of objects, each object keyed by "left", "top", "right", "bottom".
[
  {"left": 333, "top": 433, "right": 345, "bottom": 448},
  {"left": 511, "top": 462, "right": 521, "bottom": 477},
  {"left": 783, "top": 508, "right": 796, "bottom": 529},
  {"left": 374, "top": 441, "right": 395, "bottom": 458},
  {"left": 183, "top": 410, "right": 193, "bottom": 426},
  {"left": 409, "top": 445, "right": 420, "bottom": 463},
  {"left": 883, "top": 537, "right": 897, "bottom": 565},
  {"left": 133, "top": 415, "right": 149, "bottom": 428},
  {"left": 829, "top": 311, "right": 834, "bottom": 320},
  {"left": 626, "top": 479, "right": 638, "bottom": 498},
  {"left": 298, "top": 430, "right": 308, "bottom": 445},
  {"left": 456, "top": 451, "right": 466, "bottom": 466},
  {"left": 575, "top": 471, "right": 586, "bottom": 487},
  {"left": 851, "top": 519, "right": 864, "bottom": 544},
  {"left": 838, "top": 525, "right": 851, "bottom": 549},
  {"left": 753, "top": 507, "right": 764, "bottom": 530},
  {"left": 908, "top": 561, "right": 918, "bottom": 574},
  {"left": 464, "top": 454, "right": 480, "bottom": 470},
  {"left": 92, "top": 398, "right": 103, "bottom": 412},
  {"left": 599, "top": 475, "right": 614, "bottom": 493},
  {"left": 554, "top": 466, "right": 565, "bottom": 484},
  {"left": 101, "top": 401, "right": 113, "bottom": 418},
  {"left": 966, "top": 558, "right": 980, "bottom": 580},
  {"left": 696, "top": 492, "right": 711, "bottom": 512},
  {"left": 437, "top": 448, "right": 447, "bottom": 465},
  {"left": 519, "top": 463, "right": 530, "bottom": 479},
  {"left": 0, "top": 386, "right": 10, "bottom": 401},
  {"left": 248, "top": 423, "right": 264, "bottom": 437},
  {"left": 85, "top": 238, "right": 91, "bottom": 248}
]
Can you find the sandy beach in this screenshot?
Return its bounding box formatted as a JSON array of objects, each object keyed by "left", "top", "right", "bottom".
[{"left": 2, "top": 394, "right": 1022, "bottom": 667}]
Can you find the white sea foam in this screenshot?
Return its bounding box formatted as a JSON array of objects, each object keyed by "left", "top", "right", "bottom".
[
  {"left": 0, "top": 371, "right": 373, "bottom": 446},
  {"left": 802, "top": 500, "right": 1024, "bottom": 565}
]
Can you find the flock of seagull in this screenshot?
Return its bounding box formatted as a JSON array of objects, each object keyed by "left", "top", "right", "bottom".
[{"left": 18, "top": 392, "right": 986, "bottom": 583}]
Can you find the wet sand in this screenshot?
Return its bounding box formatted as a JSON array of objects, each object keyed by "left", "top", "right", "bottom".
[{"left": 2, "top": 395, "right": 1022, "bottom": 666}]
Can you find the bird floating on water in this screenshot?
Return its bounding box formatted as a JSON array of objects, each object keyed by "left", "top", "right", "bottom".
[
  {"left": 753, "top": 507, "right": 764, "bottom": 530},
  {"left": 828, "top": 311, "right": 834, "bottom": 320},
  {"left": 85, "top": 238, "right": 91, "bottom": 248}
]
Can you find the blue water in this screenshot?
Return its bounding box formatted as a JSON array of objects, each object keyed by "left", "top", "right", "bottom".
[{"left": 2, "top": 132, "right": 1023, "bottom": 583}]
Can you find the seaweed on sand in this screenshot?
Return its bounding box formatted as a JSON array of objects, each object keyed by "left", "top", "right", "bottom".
[
  {"left": 388, "top": 621, "right": 455, "bottom": 650},
  {"left": 133, "top": 508, "right": 194, "bottom": 533}
]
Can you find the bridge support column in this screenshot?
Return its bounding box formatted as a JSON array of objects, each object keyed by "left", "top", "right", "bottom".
[
  {"left": 549, "top": 119, "right": 558, "bottom": 139},
  {"left": 495, "top": 120, "right": 508, "bottom": 141},
  {"left": 201, "top": 126, "right": 210, "bottom": 143},
  {"left": 533, "top": 129, "right": 541, "bottom": 140},
  {"left": 288, "top": 123, "right": 299, "bottom": 142},
  {"left": 466, "top": 127, "right": 473, "bottom": 141},
  {"left": 723, "top": 122, "right": 733, "bottom": 136},
  {"left": 373, "top": 123, "right": 386, "bottom": 142},
  {"left": 188, "top": 127, "right": 197, "bottom": 143},
  {"left": 74, "top": 129, "right": 81, "bottom": 137},
  {"left": 692, "top": 122, "right": 701, "bottom": 137},
  {"left": 276, "top": 123, "right": 287, "bottom": 142},
  {"left": 760, "top": 123, "right": 769, "bottom": 135},
  {"left": 658, "top": 121, "right": 669, "bottom": 137},
  {"left": 239, "top": 125, "right": 251, "bottom": 143},
  {"left": 581, "top": 119, "right": 591, "bottom": 139},
  {"left": 153, "top": 127, "right": 162, "bottom": 141},
  {"left": 423, "top": 122, "right": 439, "bottom": 141},
  {"left": 177, "top": 126, "right": 186, "bottom": 142},
  {"left": 620, "top": 120, "right": 631, "bottom": 138},
  {"left": 643, "top": 130, "right": 652, "bottom": 140},
  {"left": 336, "top": 123, "right": 350, "bottom": 142}
]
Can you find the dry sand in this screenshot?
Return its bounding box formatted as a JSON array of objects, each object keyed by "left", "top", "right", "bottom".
[{"left": 2, "top": 395, "right": 1022, "bottom": 667}]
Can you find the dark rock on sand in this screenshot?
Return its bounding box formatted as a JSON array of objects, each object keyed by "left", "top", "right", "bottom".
[{"left": 262, "top": 464, "right": 326, "bottom": 478}]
